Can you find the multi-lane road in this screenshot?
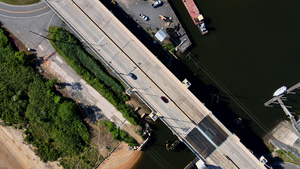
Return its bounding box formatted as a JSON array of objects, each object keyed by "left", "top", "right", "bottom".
[
  {"left": 0, "top": 1, "right": 51, "bottom": 18},
  {"left": 44, "top": 0, "right": 265, "bottom": 168}
]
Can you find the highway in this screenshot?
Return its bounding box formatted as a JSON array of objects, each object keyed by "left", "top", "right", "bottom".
[{"left": 44, "top": 0, "right": 266, "bottom": 168}]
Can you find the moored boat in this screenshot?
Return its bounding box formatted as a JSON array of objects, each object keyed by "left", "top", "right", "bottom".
[
  {"left": 273, "top": 86, "right": 287, "bottom": 96},
  {"left": 182, "top": 0, "right": 208, "bottom": 35}
]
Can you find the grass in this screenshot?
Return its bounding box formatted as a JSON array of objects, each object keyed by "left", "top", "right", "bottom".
[
  {"left": 0, "top": 0, "right": 40, "bottom": 5},
  {"left": 59, "top": 146, "right": 102, "bottom": 169},
  {"left": 288, "top": 152, "right": 298, "bottom": 161},
  {"left": 276, "top": 150, "right": 300, "bottom": 165}
]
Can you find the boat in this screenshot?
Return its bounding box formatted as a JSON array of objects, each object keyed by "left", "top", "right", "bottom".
[
  {"left": 273, "top": 86, "right": 287, "bottom": 96},
  {"left": 182, "top": 0, "right": 208, "bottom": 35}
]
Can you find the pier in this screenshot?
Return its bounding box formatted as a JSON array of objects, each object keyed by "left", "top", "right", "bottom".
[
  {"left": 264, "top": 82, "right": 300, "bottom": 107},
  {"left": 264, "top": 82, "right": 300, "bottom": 133}
]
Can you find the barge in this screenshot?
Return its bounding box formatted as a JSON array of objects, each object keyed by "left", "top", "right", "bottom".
[{"left": 182, "top": 0, "right": 208, "bottom": 35}]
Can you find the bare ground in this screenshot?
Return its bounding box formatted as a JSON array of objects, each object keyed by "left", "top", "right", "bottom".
[
  {"left": 0, "top": 125, "right": 61, "bottom": 169},
  {"left": 97, "top": 142, "right": 143, "bottom": 169}
]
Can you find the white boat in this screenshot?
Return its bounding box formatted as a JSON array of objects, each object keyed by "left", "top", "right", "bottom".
[{"left": 273, "top": 86, "right": 287, "bottom": 96}]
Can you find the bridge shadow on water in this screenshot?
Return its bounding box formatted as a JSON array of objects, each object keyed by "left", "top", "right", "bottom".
[{"left": 99, "top": 0, "right": 283, "bottom": 165}]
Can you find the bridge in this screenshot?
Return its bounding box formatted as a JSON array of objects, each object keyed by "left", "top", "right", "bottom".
[{"left": 44, "top": 0, "right": 265, "bottom": 168}]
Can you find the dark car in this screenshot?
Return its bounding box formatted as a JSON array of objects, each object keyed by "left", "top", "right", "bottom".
[
  {"left": 160, "top": 96, "right": 169, "bottom": 103},
  {"left": 128, "top": 73, "right": 137, "bottom": 80}
]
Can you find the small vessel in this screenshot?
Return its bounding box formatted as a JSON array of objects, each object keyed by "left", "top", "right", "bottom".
[
  {"left": 273, "top": 86, "right": 287, "bottom": 96},
  {"left": 231, "top": 117, "right": 243, "bottom": 132},
  {"left": 182, "top": 0, "right": 208, "bottom": 35}
]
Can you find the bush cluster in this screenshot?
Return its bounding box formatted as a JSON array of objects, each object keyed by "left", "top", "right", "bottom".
[
  {"left": 0, "top": 27, "right": 90, "bottom": 163},
  {"left": 102, "top": 121, "right": 138, "bottom": 146}
]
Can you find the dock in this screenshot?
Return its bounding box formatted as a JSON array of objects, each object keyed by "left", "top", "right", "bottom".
[
  {"left": 264, "top": 82, "right": 300, "bottom": 107},
  {"left": 264, "top": 82, "right": 300, "bottom": 133}
]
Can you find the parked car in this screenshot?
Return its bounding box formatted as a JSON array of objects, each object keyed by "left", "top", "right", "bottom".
[
  {"left": 139, "top": 13, "right": 148, "bottom": 21},
  {"left": 128, "top": 73, "right": 137, "bottom": 80},
  {"left": 160, "top": 96, "right": 169, "bottom": 103},
  {"left": 152, "top": 0, "right": 162, "bottom": 8}
]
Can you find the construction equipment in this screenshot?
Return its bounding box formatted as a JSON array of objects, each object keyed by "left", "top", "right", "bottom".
[{"left": 159, "top": 14, "right": 171, "bottom": 22}]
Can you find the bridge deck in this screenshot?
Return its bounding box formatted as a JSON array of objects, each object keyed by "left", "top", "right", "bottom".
[{"left": 45, "top": 0, "right": 265, "bottom": 168}]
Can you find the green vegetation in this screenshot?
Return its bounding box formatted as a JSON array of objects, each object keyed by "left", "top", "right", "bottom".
[
  {"left": 59, "top": 146, "right": 102, "bottom": 169},
  {"left": 102, "top": 121, "right": 138, "bottom": 146},
  {"left": 0, "top": 0, "right": 40, "bottom": 5},
  {"left": 0, "top": 27, "right": 94, "bottom": 165},
  {"left": 48, "top": 26, "right": 140, "bottom": 126},
  {"left": 288, "top": 152, "right": 298, "bottom": 161},
  {"left": 268, "top": 144, "right": 275, "bottom": 153},
  {"left": 275, "top": 150, "right": 300, "bottom": 165},
  {"left": 166, "top": 43, "right": 175, "bottom": 52}
]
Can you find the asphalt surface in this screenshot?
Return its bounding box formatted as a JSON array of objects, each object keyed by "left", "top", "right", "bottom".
[
  {"left": 271, "top": 162, "right": 300, "bottom": 169},
  {"left": 0, "top": 1, "right": 51, "bottom": 18},
  {"left": 113, "top": 0, "right": 192, "bottom": 51},
  {"left": 0, "top": 1, "right": 54, "bottom": 56}
]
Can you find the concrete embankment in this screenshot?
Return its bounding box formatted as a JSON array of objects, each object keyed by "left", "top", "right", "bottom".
[{"left": 265, "top": 120, "right": 300, "bottom": 159}]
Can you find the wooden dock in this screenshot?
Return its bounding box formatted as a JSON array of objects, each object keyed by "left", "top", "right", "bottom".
[
  {"left": 264, "top": 82, "right": 300, "bottom": 106},
  {"left": 264, "top": 82, "right": 300, "bottom": 133}
]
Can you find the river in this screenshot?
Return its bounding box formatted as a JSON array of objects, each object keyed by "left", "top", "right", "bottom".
[{"left": 133, "top": 0, "right": 300, "bottom": 168}]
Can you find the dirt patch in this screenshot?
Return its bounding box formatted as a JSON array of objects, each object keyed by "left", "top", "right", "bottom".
[
  {"left": 0, "top": 125, "right": 61, "bottom": 169},
  {"left": 97, "top": 142, "right": 143, "bottom": 169},
  {"left": 3, "top": 27, "right": 30, "bottom": 55},
  {"left": 87, "top": 118, "right": 120, "bottom": 158},
  {"left": 26, "top": 154, "right": 31, "bottom": 160}
]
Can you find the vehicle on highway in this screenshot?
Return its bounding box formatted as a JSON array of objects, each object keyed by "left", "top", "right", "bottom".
[
  {"left": 128, "top": 73, "right": 137, "bottom": 80},
  {"left": 160, "top": 96, "right": 169, "bottom": 103},
  {"left": 152, "top": 0, "right": 162, "bottom": 8},
  {"left": 139, "top": 13, "right": 149, "bottom": 21}
]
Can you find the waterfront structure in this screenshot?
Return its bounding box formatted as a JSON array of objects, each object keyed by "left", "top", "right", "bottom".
[
  {"left": 44, "top": 0, "right": 265, "bottom": 168},
  {"left": 182, "top": 0, "right": 208, "bottom": 35},
  {"left": 265, "top": 82, "right": 300, "bottom": 133}
]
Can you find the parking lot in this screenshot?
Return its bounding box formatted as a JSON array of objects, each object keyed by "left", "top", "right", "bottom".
[
  {"left": 116, "top": 0, "right": 179, "bottom": 30},
  {"left": 115, "top": 0, "right": 191, "bottom": 52}
]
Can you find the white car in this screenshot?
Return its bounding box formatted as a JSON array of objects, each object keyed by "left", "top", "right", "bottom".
[
  {"left": 139, "top": 14, "right": 148, "bottom": 21},
  {"left": 152, "top": 0, "right": 162, "bottom": 8}
]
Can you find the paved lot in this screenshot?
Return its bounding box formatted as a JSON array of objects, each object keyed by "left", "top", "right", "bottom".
[
  {"left": 0, "top": 5, "right": 54, "bottom": 57},
  {"left": 115, "top": 0, "right": 191, "bottom": 51},
  {"left": 116, "top": 0, "right": 177, "bottom": 30}
]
